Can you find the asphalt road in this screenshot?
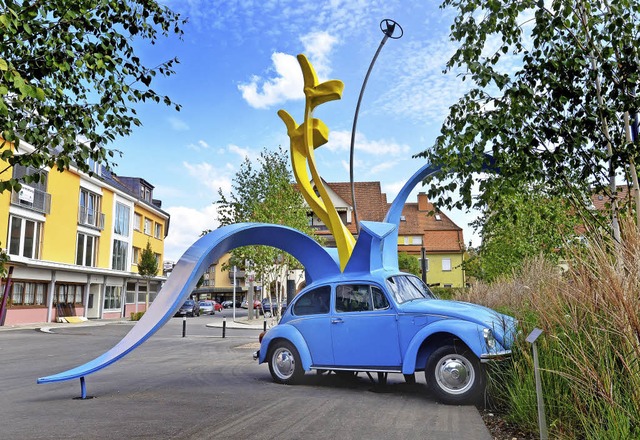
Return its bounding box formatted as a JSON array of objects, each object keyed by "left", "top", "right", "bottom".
[{"left": 1, "top": 315, "right": 492, "bottom": 440}]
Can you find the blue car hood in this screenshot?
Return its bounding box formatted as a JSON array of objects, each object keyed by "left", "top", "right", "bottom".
[{"left": 400, "top": 299, "right": 515, "bottom": 339}]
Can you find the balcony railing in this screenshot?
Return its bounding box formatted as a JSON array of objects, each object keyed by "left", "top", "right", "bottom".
[
  {"left": 78, "top": 206, "right": 105, "bottom": 230},
  {"left": 228, "top": 269, "right": 246, "bottom": 280},
  {"left": 10, "top": 187, "right": 51, "bottom": 214}
]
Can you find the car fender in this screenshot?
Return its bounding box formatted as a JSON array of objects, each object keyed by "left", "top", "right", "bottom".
[
  {"left": 258, "top": 324, "right": 313, "bottom": 371},
  {"left": 401, "top": 319, "right": 488, "bottom": 375}
]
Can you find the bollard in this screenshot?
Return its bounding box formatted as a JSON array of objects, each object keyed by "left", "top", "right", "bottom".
[
  {"left": 182, "top": 315, "right": 186, "bottom": 338},
  {"left": 222, "top": 317, "right": 226, "bottom": 338},
  {"left": 526, "top": 328, "right": 548, "bottom": 440},
  {"left": 263, "top": 320, "right": 267, "bottom": 331}
]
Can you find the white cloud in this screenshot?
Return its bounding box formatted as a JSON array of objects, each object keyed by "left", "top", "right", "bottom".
[
  {"left": 228, "top": 144, "right": 252, "bottom": 160},
  {"left": 238, "top": 52, "right": 304, "bottom": 109},
  {"left": 168, "top": 116, "right": 190, "bottom": 131},
  {"left": 325, "top": 130, "right": 410, "bottom": 156},
  {"left": 238, "top": 30, "right": 339, "bottom": 109},
  {"left": 163, "top": 204, "right": 220, "bottom": 261},
  {"left": 186, "top": 139, "right": 210, "bottom": 151},
  {"left": 300, "top": 31, "right": 339, "bottom": 78},
  {"left": 182, "top": 161, "right": 232, "bottom": 194}
]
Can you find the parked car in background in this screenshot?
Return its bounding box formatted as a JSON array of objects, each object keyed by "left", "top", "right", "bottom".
[
  {"left": 175, "top": 299, "right": 200, "bottom": 317},
  {"left": 261, "top": 297, "right": 282, "bottom": 316},
  {"left": 254, "top": 274, "right": 516, "bottom": 405},
  {"left": 213, "top": 301, "right": 223, "bottom": 312},
  {"left": 222, "top": 300, "right": 242, "bottom": 309},
  {"left": 199, "top": 300, "right": 215, "bottom": 315},
  {"left": 242, "top": 299, "right": 262, "bottom": 310}
]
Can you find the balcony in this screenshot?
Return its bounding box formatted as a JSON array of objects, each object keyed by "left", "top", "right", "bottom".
[
  {"left": 228, "top": 269, "right": 246, "bottom": 280},
  {"left": 78, "top": 206, "right": 105, "bottom": 230},
  {"left": 10, "top": 187, "right": 51, "bottom": 214}
]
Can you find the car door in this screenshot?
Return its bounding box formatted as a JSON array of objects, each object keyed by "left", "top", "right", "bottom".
[
  {"left": 331, "top": 284, "right": 401, "bottom": 368},
  {"left": 288, "top": 285, "right": 334, "bottom": 366}
]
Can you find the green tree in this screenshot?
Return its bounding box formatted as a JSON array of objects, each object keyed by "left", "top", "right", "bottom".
[
  {"left": 138, "top": 240, "right": 159, "bottom": 310},
  {"left": 0, "top": 1, "right": 185, "bottom": 192},
  {"left": 472, "top": 187, "right": 579, "bottom": 281},
  {"left": 398, "top": 252, "right": 421, "bottom": 277},
  {"left": 420, "top": 0, "right": 640, "bottom": 240},
  {"left": 216, "top": 147, "right": 317, "bottom": 318}
]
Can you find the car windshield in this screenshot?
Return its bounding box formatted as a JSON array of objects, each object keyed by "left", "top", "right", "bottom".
[
  {"left": 183, "top": 300, "right": 194, "bottom": 306},
  {"left": 385, "top": 275, "right": 434, "bottom": 304}
]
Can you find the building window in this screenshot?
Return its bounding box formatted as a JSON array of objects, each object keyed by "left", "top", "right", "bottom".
[
  {"left": 411, "top": 236, "right": 423, "bottom": 245},
  {"left": 140, "top": 186, "right": 152, "bottom": 202},
  {"left": 112, "top": 239, "right": 128, "bottom": 271},
  {"left": 11, "top": 164, "right": 51, "bottom": 214},
  {"left": 132, "top": 247, "right": 140, "bottom": 265},
  {"left": 154, "top": 253, "right": 161, "bottom": 267},
  {"left": 8, "top": 215, "right": 42, "bottom": 258},
  {"left": 133, "top": 213, "right": 141, "bottom": 231},
  {"left": 144, "top": 218, "right": 152, "bottom": 235},
  {"left": 76, "top": 233, "right": 98, "bottom": 266},
  {"left": 55, "top": 284, "right": 84, "bottom": 304},
  {"left": 104, "top": 285, "right": 122, "bottom": 311},
  {"left": 79, "top": 189, "right": 103, "bottom": 229},
  {"left": 126, "top": 282, "right": 137, "bottom": 304},
  {"left": 154, "top": 222, "right": 162, "bottom": 239},
  {"left": 442, "top": 258, "right": 452, "bottom": 271},
  {"left": 114, "top": 203, "right": 130, "bottom": 236},
  {"left": 9, "top": 281, "right": 47, "bottom": 306}
]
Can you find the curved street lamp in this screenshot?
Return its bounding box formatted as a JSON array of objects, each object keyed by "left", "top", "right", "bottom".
[{"left": 350, "top": 19, "right": 403, "bottom": 234}]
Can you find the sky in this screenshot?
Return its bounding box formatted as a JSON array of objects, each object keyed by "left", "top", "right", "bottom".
[{"left": 112, "top": 0, "right": 481, "bottom": 262}]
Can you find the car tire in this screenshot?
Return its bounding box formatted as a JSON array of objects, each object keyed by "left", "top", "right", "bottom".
[
  {"left": 268, "top": 340, "right": 304, "bottom": 385},
  {"left": 425, "top": 344, "right": 484, "bottom": 404}
]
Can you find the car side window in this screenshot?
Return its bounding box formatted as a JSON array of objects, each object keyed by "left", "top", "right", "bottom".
[
  {"left": 372, "top": 286, "right": 390, "bottom": 310},
  {"left": 292, "top": 286, "right": 331, "bottom": 316},
  {"left": 336, "top": 284, "right": 374, "bottom": 312}
]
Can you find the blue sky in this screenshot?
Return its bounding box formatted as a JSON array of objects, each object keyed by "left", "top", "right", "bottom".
[{"left": 111, "top": 0, "right": 480, "bottom": 261}]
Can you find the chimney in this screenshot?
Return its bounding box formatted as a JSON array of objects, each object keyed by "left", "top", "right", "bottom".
[{"left": 418, "top": 192, "right": 429, "bottom": 211}]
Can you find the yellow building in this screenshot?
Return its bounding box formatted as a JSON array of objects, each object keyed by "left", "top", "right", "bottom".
[{"left": 0, "top": 140, "right": 169, "bottom": 326}]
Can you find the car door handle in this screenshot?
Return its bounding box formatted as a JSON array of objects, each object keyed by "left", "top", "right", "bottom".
[{"left": 331, "top": 318, "right": 344, "bottom": 324}]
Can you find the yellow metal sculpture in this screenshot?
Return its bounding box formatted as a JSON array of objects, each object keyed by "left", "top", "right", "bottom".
[{"left": 278, "top": 54, "right": 356, "bottom": 271}]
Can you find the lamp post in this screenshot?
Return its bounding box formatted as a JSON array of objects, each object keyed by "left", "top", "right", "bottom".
[
  {"left": 350, "top": 19, "right": 403, "bottom": 234},
  {"left": 232, "top": 265, "right": 237, "bottom": 321}
]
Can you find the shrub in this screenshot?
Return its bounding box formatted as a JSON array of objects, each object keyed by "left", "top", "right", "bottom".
[{"left": 130, "top": 311, "right": 145, "bottom": 321}]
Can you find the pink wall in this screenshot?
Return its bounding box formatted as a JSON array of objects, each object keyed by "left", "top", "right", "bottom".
[
  {"left": 124, "top": 304, "right": 148, "bottom": 317},
  {"left": 102, "top": 311, "right": 122, "bottom": 320},
  {"left": 3, "top": 308, "right": 49, "bottom": 326}
]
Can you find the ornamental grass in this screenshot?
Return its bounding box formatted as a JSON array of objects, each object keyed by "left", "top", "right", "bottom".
[{"left": 460, "top": 220, "right": 640, "bottom": 439}]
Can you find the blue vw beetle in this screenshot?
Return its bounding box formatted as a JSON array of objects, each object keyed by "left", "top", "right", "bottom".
[{"left": 255, "top": 271, "right": 514, "bottom": 404}]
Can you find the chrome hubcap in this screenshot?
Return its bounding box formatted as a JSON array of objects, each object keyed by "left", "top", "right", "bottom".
[
  {"left": 435, "top": 354, "right": 474, "bottom": 394},
  {"left": 273, "top": 347, "right": 295, "bottom": 379}
]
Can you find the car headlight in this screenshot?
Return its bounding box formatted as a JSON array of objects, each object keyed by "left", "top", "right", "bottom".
[{"left": 483, "top": 328, "right": 496, "bottom": 350}]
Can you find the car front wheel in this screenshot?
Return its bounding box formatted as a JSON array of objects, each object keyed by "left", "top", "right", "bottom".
[
  {"left": 426, "top": 344, "right": 484, "bottom": 404},
  {"left": 268, "top": 340, "right": 304, "bottom": 385}
]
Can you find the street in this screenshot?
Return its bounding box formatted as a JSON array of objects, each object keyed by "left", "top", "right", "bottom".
[{"left": 0, "top": 316, "right": 492, "bottom": 440}]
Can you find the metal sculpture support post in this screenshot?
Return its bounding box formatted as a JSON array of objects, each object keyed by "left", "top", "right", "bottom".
[{"left": 349, "top": 19, "right": 403, "bottom": 234}]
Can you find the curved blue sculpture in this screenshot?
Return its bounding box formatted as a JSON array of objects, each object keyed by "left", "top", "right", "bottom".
[{"left": 37, "top": 53, "right": 511, "bottom": 404}]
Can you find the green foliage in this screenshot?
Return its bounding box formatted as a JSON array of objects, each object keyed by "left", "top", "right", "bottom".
[
  {"left": 130, "top": 311, "right": 144, "bottom": 321},
  {"left": 0, "top": 242, "right": 8, "bottom": 278},
  {"left": 397, "top": 252, "right": 421, "bottom": 276},
  {"left": 138, "top": 240, "right": 158, "bottom": 278},
  {"left": 0, "top": 1, "right": 185, "bottom": 191},
  {"left": 420, "top": 0, "right": 640, "bottom": 232},
  {"left": 215, "top": 147, "right": 316, "bottom": 290},
  {"left": 473, "top": 186, "right": 580, "bottom": 281}
]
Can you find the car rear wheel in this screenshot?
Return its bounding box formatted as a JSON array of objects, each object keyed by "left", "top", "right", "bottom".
[
  {"left": 268, "top": 340, "right": 303, "bottom": 385},
  {"left": 425, "top": 344, "right": 484, "bottom": 404}
]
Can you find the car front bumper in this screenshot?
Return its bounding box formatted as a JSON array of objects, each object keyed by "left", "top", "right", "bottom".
[{"left": 480, "top": 349, "right": 512, "bottom": 363}]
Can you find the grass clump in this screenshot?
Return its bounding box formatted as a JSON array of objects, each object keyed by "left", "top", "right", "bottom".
[{"left": 460, "top": 221, "right": 640, "bottom": 439}]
